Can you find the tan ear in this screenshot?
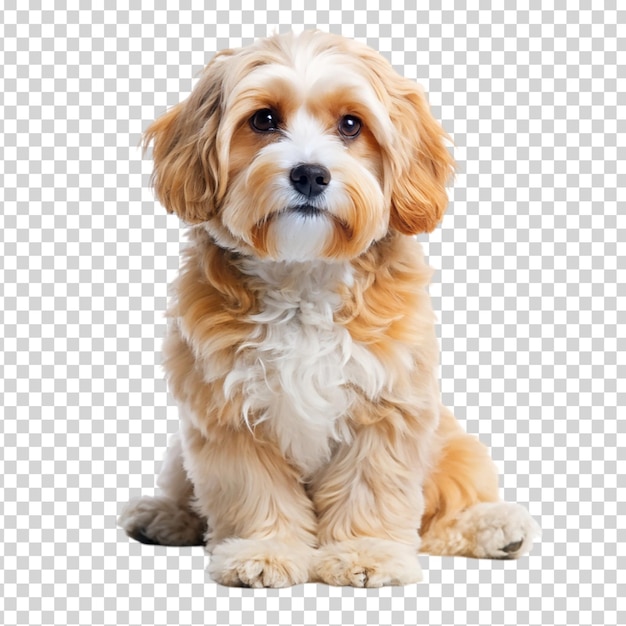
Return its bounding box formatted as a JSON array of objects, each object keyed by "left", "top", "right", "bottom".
[
  {"left": 143, "top": 57, "right": 227, "bottom": 223},
  {"left": 387, "top": 82, "right": 455, "bottom": 235}
]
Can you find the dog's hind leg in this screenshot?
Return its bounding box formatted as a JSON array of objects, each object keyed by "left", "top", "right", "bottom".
[
  {"left": 419, "top": 407, "right": 540, "bottom": 559},
  {"left": 118, "top": 433, "right": 206, "bottom": 546}
]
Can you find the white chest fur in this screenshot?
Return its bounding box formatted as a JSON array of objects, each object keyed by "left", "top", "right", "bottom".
[{"left": 223, "top": 260, "right": 387, "bottom": 475}]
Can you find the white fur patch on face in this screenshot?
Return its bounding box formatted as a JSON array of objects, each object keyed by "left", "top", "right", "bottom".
[
  {"left": 283, "top": 109, "right": 343, "bottom": 167},
  {"left": 272, "top": 211, "right": 334, "bottom": 262},
  {"left": 222, "top": 261, "right": 388, "bottom": 476}
]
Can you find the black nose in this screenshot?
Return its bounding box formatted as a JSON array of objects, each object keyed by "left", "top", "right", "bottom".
[{"left": 290, "top": 163, "right": 331, "bottom": 198}]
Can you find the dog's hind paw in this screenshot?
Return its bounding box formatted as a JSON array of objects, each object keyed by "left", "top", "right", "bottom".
[
  {"left": 119, "top": 496, "right": 206, "bottom": 547},
  {"left": 457, "top": 501, "right": 541, "bottom": 559}
]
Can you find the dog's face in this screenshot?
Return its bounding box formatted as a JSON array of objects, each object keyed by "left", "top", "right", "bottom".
[{"left": 145, "top": 31, "right": 454, "bottom": 261}]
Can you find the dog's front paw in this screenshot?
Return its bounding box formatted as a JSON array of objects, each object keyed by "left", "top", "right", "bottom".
[
  {"left": 314, "top": 538, "right": 422, "bottom": 587},
  {"left": 208, "top": 538, "right": 314, "bottom": 587},
  {"left": 458, "top": 501, "right": 541, "bottom": 559}
]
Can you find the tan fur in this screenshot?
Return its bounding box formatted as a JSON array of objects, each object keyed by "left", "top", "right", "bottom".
[{"left": 120, "top": 31, "right": 539, "bottom": 587}]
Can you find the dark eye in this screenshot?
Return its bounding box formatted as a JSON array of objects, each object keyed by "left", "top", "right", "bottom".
[
  {"left": 250, "top": 108, "right": 280, "bottom": 132},
  {"left": 338, "top": 115, "right": 362, "bottom": 138}
]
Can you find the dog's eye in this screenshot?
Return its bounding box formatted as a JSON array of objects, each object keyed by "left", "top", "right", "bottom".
[
  {"left": 338, "top": 115, "right": 362, "bottom": 138},
  {"left": 250, "top": 109, "right": 280, "bottom": 132}
]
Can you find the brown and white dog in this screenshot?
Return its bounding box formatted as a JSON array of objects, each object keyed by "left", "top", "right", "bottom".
[{"left": 119, "top": 30, "right": 539, "bottom": 587}]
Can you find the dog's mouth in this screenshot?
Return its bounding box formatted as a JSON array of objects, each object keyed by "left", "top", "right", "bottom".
[
  {"left": 286, "top": 205, "right": 353, "bottom": 240},
  {"left": 256, "top": 204, "right": 353, "bottom": 239},
  {"left": 289, "top": 204, "right": 325, "bottom": 218}
]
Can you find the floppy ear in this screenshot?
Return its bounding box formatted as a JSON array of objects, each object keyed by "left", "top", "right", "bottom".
[
  {"left": 143, "top": 55, "right": 228, "bottom": 223},
  {"left": 386, "top": 80, "right": 455, "bottom": 235}
]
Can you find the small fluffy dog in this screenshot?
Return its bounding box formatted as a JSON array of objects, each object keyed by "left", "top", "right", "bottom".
[{"left": 120, "top": 31, "right": 539, "bottom": 587}]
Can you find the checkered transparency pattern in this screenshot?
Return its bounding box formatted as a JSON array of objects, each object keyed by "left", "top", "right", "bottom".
[{"left": 0, "top": 1, "right": 622, "bottom": 625}]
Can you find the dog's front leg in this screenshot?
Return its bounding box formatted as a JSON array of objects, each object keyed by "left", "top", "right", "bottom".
[
  {"left": 311, "top": 405, "right": 433, "bottom": 587},
  {"left": 180, "top": 420, "right": 318, "bottom": 588}
]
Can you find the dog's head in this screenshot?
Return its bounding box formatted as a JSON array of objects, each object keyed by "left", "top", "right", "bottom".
[{"left": 145, "top": 31, "right": 455, "bottom": 261}]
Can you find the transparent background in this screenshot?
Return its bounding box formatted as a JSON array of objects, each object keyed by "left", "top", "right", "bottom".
[{"left": 0, "top": 1, "right": 623, "bottom": 625}]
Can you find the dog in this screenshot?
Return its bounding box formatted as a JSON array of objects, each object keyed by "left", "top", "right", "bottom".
[{"left": 119, "top": 30, "right": 539, "bottom": 587}]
